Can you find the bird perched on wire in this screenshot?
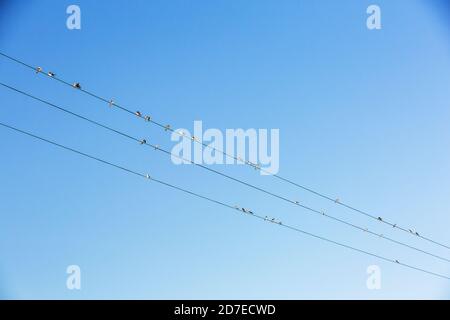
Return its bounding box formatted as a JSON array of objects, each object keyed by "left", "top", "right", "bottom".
[
  {"left": 72, "top": 82, "right": 82, "bottom": 89},
  {"left": 108, "top": 99, "right": 114, "bottom": 107},
  {"left": 35, "top": 67, "right": 42, "bottom": 74},
  {"left": 164, "top": 124, "right": 171, "bottom": 131},
  {"left": 140, "top": 139, "right": 147, "bottom": 145},
  {"left": 377, "top": 217, "right": 383, "bottom": 221},
  {"left": 135, "top": 111, "right": 142, "bottom": 117},
  {"left": 144, "top": 115, "right": 151, "bottom": 122},
  {"left": 47, "top": 71, "right": 55, "bottom": 77},
  {"left": 145, "top": 174, "right": 151, "bottom": 179}
]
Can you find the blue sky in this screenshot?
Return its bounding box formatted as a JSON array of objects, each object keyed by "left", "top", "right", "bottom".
[{"left": 0, "top": 0, "right": 450, "bottom": 299}]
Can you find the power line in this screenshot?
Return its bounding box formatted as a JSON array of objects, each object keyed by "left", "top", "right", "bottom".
[
  {"left": 0, "top": 120, "right": 449, "bottom": 281},
  {"left": 3, "top": 82, "right": 450, "bottom": 264},
  {"left": 1, "top": 51, "right": 449, "bottom": 251}
]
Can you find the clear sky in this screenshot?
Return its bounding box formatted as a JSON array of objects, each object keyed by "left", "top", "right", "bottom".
[{"left": 0, "top": 0, "right": 450, "bottom": 299}]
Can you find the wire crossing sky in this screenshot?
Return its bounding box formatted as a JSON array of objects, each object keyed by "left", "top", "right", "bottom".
[
  {"left": 0, "top": 120, "right": 449, "bottom": 281},
  {"left": 0, "top": 51, "right": 449, "bottom": 251},
  {"left": 1, "top": 81, "right": 450, "bottom": 265}
]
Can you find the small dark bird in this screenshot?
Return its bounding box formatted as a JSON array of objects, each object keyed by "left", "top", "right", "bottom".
[
  {"left": 395, "top": 260, "right": 400, "bottom": 264},
  {"left": 47, "top": 71, "right": 55, "bottom": 77},
  {"left": 144, "top": 116, "right": 151, "bottom": 122},
  {"left": 36, "top": 67, "right": 42, "bottom": 74},
  {"left": 73, "top": 82, "right": 81, "bottom": 89},
  {"left": 135, "top": 111, "right": 142, "bottom": 117},
  {"left": 140, "top": 139, "right": 147, "bottom": 145},
  {"left": 108, "top": 99, "right": 114, "bottom": 107},
  {"left": 415, "top": 232, "right": 420, "bottom": 236},
  {"left": 164, "top": 125, "right": 171, "bottom": 131},
  {"left": 377, "top": 217, "right": 383, "bottom": 221},
  {"left": 145, "top": 174, "right": 150, "bottom": 179}
]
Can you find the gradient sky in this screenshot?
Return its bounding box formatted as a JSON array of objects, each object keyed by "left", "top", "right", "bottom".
[{"left": 0, "top": 0, "right": 450, "bottom": 299}]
